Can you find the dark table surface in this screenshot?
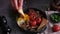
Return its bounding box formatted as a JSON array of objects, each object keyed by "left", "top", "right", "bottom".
[{"left": 0, "top": 0, "right": 51, "bottom": 34}]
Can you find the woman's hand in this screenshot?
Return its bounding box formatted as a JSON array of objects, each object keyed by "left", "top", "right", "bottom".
[{"left": 10, "top": 0, "right": 23, "bottom": 10}]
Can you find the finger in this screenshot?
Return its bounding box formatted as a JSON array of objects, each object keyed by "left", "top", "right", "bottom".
[
  {"left": 14, "top": 0, "right": 18, "bottom": 10},
  {"left": 18, "top": 0, "right": 23, "bottom": 9}
]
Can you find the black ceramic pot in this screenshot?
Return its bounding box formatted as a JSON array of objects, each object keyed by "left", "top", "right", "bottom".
[{"left": 16, "top": 8, "right": 47, "bottom": 34}]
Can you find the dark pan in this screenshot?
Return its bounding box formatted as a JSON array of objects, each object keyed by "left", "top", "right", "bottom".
[{"left": 16, "top": 8, "right": 47, "bottom": 33}]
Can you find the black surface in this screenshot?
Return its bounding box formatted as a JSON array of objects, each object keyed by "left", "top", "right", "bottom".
[{"left": 0, "top": 0, "right": 51, "bottom": 34}]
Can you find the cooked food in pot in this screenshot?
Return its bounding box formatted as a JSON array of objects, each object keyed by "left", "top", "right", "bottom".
[{"left": 17, "top": 8, "right": 48, "bottom": 32}]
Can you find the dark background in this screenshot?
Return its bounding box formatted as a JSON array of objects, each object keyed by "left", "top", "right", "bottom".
[{"left": 0, "top": 0, "right": 52, "bottom": 34}]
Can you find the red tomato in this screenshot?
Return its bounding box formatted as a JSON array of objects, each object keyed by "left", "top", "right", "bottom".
[
  {"left": 29, "top": 12, "right": 35, "bottom": 15},
  {"left": 36, "top": 17, "right": 42, "bottom": 24},
  {"left": 29, "top": 20, "right": 37, "bottom": 26},
  {"left": 29, "top": 15, "right": 37, "bottom": 21},
  {"left": 29, "top": 9, "right": 35, "bottom": 15},
  {"left": 29, "top": 12, "right": 33, "bottom": 15},
  {"left": 29, "top": 10, "right": 36, "bottom": 16},
  {"left": 52, "top": 25, "right": 60, "bottom": 32}
]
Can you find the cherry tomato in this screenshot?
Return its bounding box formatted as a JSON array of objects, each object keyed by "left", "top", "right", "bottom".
[
  {"left": 29, "top": 12, "right": 35, "bottom": 15},
  {"left": 29, "top": 9, "right": 35, "bottom": 15},
  {"left": 36, "top": 17, "right": 42, "bottom": 24},
  {"left": 29, "top": 10, "right": 36, "bottom": 16},
  {"left": 29, "top": 14, "right": 37, "bottom": 21},
  {"left": 52, "top": 25, "right": 60, "bottom": 32},
  {"left": 29, "top": 20, "right": 37, "bottom": 26}
]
